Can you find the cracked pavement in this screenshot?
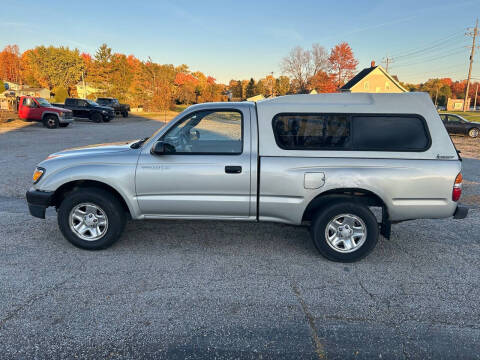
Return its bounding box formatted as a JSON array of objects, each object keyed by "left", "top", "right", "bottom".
[{"left": 1, "top": 117, "right": 479, "bottom": 359}]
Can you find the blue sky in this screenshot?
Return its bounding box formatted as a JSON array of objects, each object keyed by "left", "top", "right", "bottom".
[{"left": 2, "top": 0, "right": 480, "bottom": 84}]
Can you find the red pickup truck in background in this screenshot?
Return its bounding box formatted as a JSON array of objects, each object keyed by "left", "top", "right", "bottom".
[{"left": 18, "top": 96, "right": 74, "bottom": 129}]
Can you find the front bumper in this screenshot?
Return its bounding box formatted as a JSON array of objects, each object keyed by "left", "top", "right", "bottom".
[
  {"left": 453, "top": 205, "right": 469, "bottom": 219},
  {"left": 26, "top": 189, "right": 54, "bottom": 219},
  {"left": 59, "top": 116, "right": 74, "bottom": 124}
]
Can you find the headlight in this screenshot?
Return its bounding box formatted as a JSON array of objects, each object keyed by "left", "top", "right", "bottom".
[
  {"left": 33, "top": 167, "right": 45, "bottom": 184},
  {"left": 102, "top": 110, "right": 107, "bottom": 114}
]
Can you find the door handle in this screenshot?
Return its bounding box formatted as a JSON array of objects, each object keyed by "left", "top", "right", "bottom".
[{"left": 225, "top": 165, "right": 242, "bottom": 174}]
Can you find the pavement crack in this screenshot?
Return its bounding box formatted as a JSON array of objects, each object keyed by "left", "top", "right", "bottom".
[
  {"left": 402, "top": 341, "right": 409, "bottom": 360},
  {"left": 290, "top": 282, "right": 326, "bottom": 360},
  {"left": 357, "top": 279, "right": 375, "bottom": 300},
  {"left": 0, "top": 278, "right": 70, "bottom": 329}
]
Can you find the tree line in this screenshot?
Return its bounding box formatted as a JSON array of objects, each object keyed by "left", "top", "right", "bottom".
[
  {"left": 0, "top": 42, "right": 361, "bottom": 108},
  {"left": 0, "top": 44, "right": 226, "bottom": 111},
  {"left": 1, "top": 43, "right": 477, "bottom": 110},
  {"left": 401, "top": 78, "right": 479, "bottom": 107}
]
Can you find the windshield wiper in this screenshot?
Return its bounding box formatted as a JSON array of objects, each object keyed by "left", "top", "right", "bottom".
[{"left": 130, "top": 137, "right": 149, "bottom": 149}]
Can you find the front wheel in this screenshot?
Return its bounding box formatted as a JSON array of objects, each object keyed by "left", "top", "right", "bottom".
[
  {"left": 58, "top": 188, "right": 126, "bottom": 250},
  {"left": 122, "top": 111, "right": 128, "bottom": 118},
  {"left": 468, "top": 127, "right": 479, "bottom": 138},
  {"left": 91, "top": 113, "right": 102, "bottom": 123},
  {"left": 311, "top": 201, "right": 379, "bottom": 262},
  {"left": 43, "top": 115, "right": 59, "bottom": 129}
]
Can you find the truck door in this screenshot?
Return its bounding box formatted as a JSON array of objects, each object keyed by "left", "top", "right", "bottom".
[
  {"left": 19, "top": 97, "right": 42, "bottom": 120},
  {"left": 77, "top": 100, "right": 89, "bottom": 118},
  {"left": 135, "top": 106, "right": 252, "bottom": 218}
]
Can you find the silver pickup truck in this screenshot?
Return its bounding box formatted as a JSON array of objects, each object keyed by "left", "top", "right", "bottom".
[{"left": 26, "top": 93, "right": 468, "bottom": 262}]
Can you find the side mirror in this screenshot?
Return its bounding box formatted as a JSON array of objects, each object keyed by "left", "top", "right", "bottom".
[
  {"left": 152, "top": 141, "right": 166, "bottom": 155},
  {"left": 151, "top": 141, "right": 175, "bottom": 155}
]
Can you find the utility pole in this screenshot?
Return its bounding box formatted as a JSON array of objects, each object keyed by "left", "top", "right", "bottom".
[
  {"left": 81, "top": 71, "right": 86, "bottom": 99},
  {"left": 475, "top": 83, "right": 479, "bottom": 111},
  {"left": 382, "top": 55, "right": 394, "bottom": 72},
  {"left": 270, "top": 71, "right": 274, "bottom": 97},
  {"left": 463, "top": 18, "right": 478, "bottom": 111},
  {"left": 435, "top": 86, "right": 439, "bottom": 107}
]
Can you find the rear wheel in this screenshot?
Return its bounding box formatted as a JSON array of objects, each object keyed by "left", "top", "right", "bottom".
[
  {"left": 59, "top": 123, "right": 70, "bottom": 128},
  {"left": 91, "top": 112, "right": 102, "bottom": 123},
  {"left": 311, "top": 201, "right": 379, "bottom": 262},
  {"left": 468, "top": 127, "right": 479, "bottom": 138},
  {"left": 103, "top": 117, "right": 111, "bottom": 122},
  {"left": 122, "top": 111, "right": 128, "bottom": 118},
  {"left": 57, "top": 188, "right": 126, "bottom": 250},
  {"left": 43, "top": 115, "right": 59, "bottom": 129}
]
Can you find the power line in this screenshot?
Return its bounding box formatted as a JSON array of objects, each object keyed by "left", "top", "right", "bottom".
[
  {"left": 392, "top": 49, "right": 466, "bottom": 68},
  {"left": 390, "top": 30, "right": 464, "bottom": 59},
  {"left": 399, "top": 62, "right": 467, "bottom": 78},
  {"left": 392, "top": 42, "right": 468, "bottom": 63}
]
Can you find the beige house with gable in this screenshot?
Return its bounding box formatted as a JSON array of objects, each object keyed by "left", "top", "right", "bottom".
[{"left": 340, "top": 61, "right": 407, "bottom": 93}]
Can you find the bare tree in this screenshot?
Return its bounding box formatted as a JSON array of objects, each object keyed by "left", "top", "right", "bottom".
[
  {"left": 281, "top": 44, "right": 328, "bottom": 93},
  {"left": 311, "top": 43, "right": 328, "bottom": 74},
  {"left": 281, "top": 46, "right": 313, "bottom": 93}
]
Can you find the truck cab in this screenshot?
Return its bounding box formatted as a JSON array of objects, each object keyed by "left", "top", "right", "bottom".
[
  {"left": 25, "top": 93, "right": 468, "bottom": 262},
  {"left": 18, "top": 96, "right": 74, "bottom": 129}
]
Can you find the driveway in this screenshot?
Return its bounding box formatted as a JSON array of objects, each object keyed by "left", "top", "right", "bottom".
[{"left": 1, "top": 117, "right": 479, "bottom": 359}]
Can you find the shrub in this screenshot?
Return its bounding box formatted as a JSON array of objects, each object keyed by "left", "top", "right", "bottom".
[{"left": 0, "top": 80, "right": 5, "bottom": 94}]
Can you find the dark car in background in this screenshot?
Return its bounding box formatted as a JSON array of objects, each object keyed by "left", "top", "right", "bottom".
[
  {"left": 96, "top": 97, "right": 130, "bottom": 118},
  {"left": 439, "top": 113, "right": 479, "bottom": 138},
  {"left": 54, "top": 98, "right": 115, "bottom": 123}
]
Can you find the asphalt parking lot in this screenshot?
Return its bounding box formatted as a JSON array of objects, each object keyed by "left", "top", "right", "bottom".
[{"left": 1, "top": 116, "right": 479, "bottom": 359}]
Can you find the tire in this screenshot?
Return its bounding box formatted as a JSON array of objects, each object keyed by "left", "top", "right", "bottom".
[
  {"left": 103, "top": 117, "right": 111, "bottom": 122},
  {"left": 311, "top": 201, "right": 379, "bottom": 262},
  {"left": 468, "top": 127, "right": 479, "bottom": 138},
  {"left": 122, "top": 111, "right": 128, "bottom": 118},
  {"left": 43, "top": 115, "right": 59, "bottom": 129},
  {"left": 57, "top": 188, "right": 126, "bottom": 250},
  {"left": 91, "top": 112, "right": 102, "bottom": 123},
  {"left": 59, "top": 123, "right": 70, "bottom": 128}
]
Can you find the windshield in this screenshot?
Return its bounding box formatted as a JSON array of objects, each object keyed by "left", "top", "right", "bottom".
[
  {"left": 86, "top": 100, "right": 99, "bottom": 107},
  {"left": 36, "top": 98, "right": 51, "bottom": 107}
]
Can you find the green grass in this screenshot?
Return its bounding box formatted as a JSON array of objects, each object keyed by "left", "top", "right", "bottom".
[
  {"left": 439, "top": 111, "right": 480, "bottom": 122},
  {"left": 173, "top": 104, "right": 189, "bottom": 113}
]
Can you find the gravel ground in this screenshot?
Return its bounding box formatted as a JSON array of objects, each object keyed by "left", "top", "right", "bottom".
[{"left": 1, "top": 117, "right": 479, "bottom": 359}]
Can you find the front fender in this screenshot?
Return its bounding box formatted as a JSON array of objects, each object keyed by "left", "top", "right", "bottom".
[
  {"left": 41, "top": 111, "right": 60, "bottom": 120},
  {"left": 35, "top": 163, "right": 141, "bottom": 218}
]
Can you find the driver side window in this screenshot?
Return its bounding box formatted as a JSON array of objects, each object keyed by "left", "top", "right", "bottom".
[
  {"left": 24, "top": 98, "right": 36, "bottom": 108},
  {"left": 162, "top": 110, "right": 243, "bottom": 154}
]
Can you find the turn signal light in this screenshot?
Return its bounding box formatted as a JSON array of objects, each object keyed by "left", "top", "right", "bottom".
[
  {"left": 452, "top": 173, "right": 462, "bottom": 202},
  {"left": 32, "top": 168, "right": 45, "bottom": 183}
]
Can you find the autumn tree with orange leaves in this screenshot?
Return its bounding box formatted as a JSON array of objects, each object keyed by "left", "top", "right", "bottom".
[
  {"left": 0, "top": 45, "right": 22, "bottom": 83},
  {"left": 308, "top": 71, "right": 337, "bottom": 93},
  {"left": 328, "top": 42, "right": 359, "bottom": 87}
]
